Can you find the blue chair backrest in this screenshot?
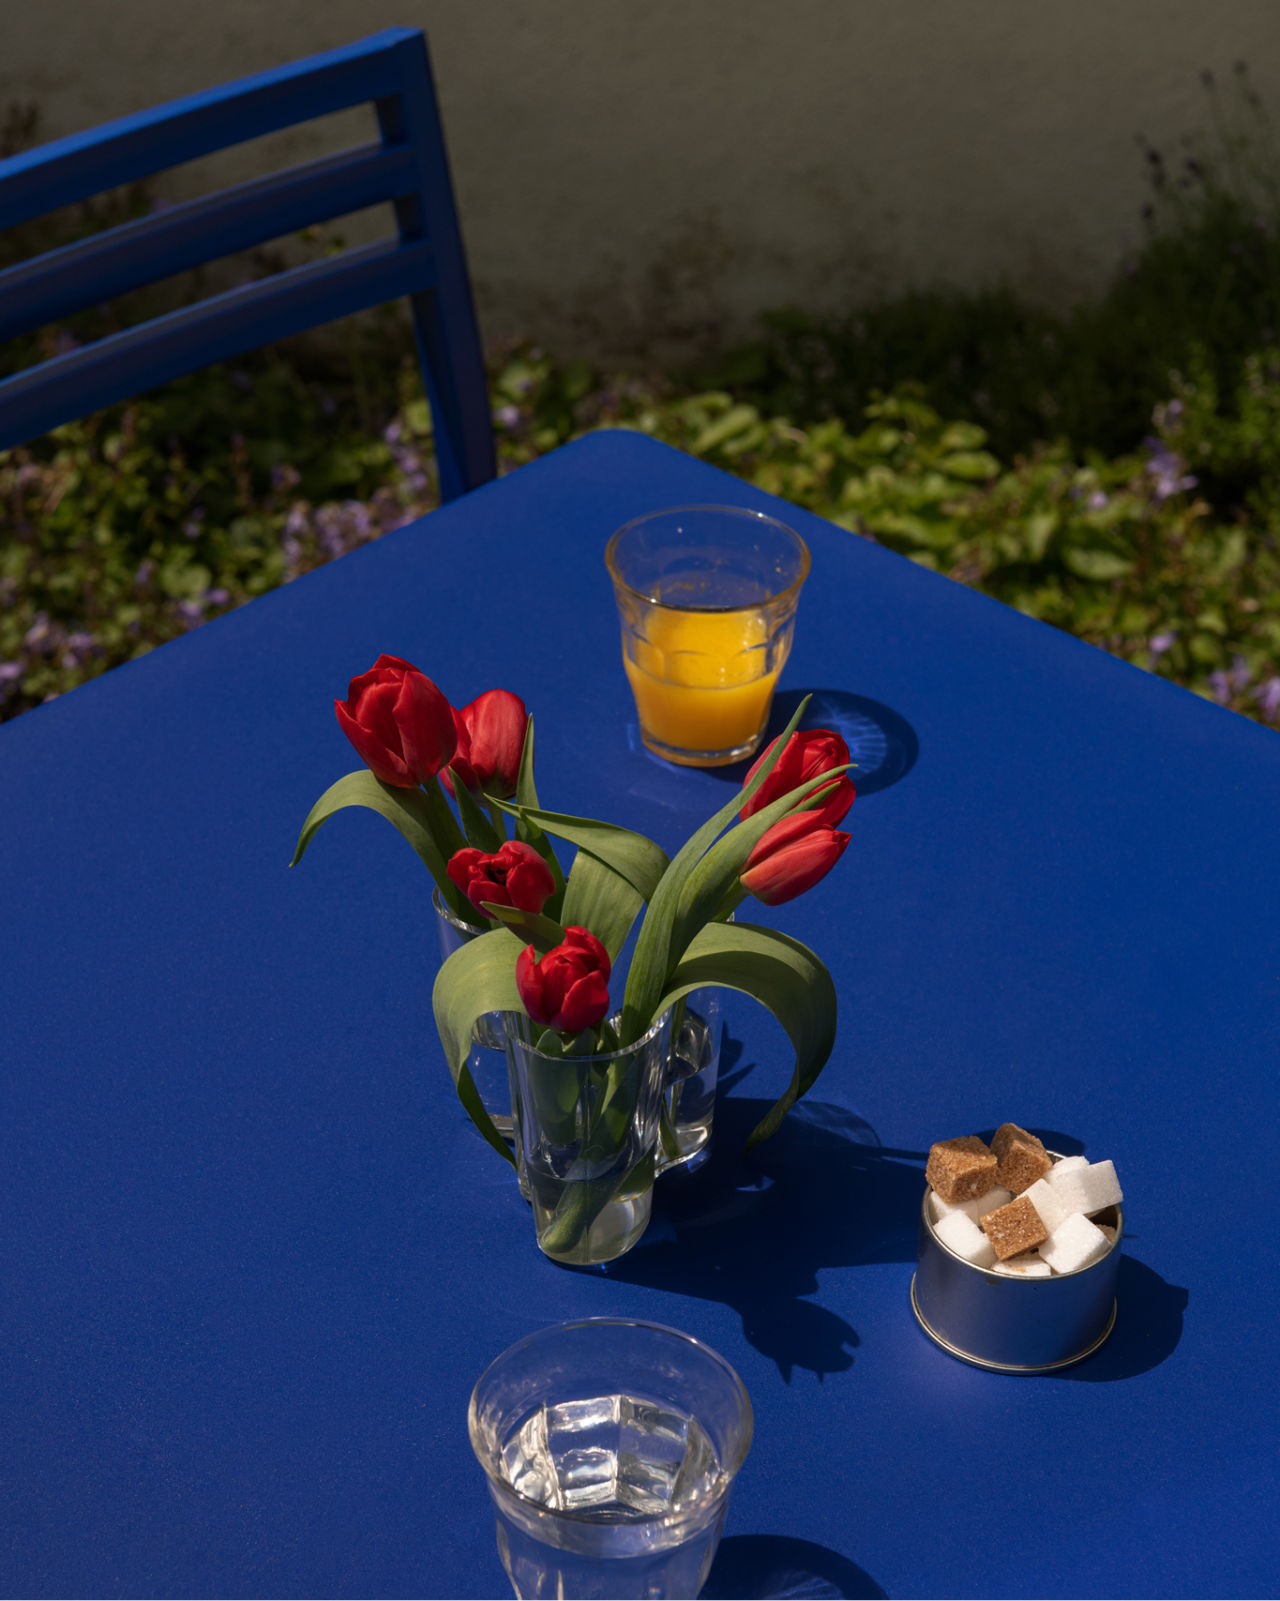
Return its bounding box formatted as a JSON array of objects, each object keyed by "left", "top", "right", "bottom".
[{"left": 0, "top": 27, "right": 494, "bottom": 501}]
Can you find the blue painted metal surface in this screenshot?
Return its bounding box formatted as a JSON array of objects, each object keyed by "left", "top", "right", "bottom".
[
  {"left": 1, "top": 431, "right": 1276, "bottom": 1597},
  {"left": 0, "top": 27, "right": 494, "bottom": 500}
]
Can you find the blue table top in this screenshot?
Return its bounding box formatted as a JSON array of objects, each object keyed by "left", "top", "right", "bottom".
[{"left": 3, "top": 428, "right": 1278, "bottom": 1600}]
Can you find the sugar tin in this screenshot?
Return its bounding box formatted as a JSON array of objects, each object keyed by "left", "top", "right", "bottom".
[{"left": 910, "top": 1153, "right": 1122, "bottom": 1373}]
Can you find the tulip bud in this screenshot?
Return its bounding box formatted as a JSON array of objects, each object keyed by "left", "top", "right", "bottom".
[
  {"left": 516, "top": 926, "right": 612, "bottom": 1034},
  {"left": 740, "top": 728, "right": 855, "bottom": 828},
  {"left": 740, "top": 812, "right": 850, "bottom": 906},
  {"left": 447, "top": 840, "right": 556, "bottom": 917},
  {"left": 335, "top": 654, "right": 456, "bottom": 787},
  {"left": 443, "top": 688, "right": 529, "bottom": 798}
]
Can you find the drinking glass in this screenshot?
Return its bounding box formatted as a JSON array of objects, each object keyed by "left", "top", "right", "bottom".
[
  {"left": 433, "top": 888, "right": 513, "bottom": 1140},
  {"left": 606, "top": 504, "right": 810, "bottom": 767},
  {"left": 468, "top": 1318, "right": 753, "bottom": 1599}
]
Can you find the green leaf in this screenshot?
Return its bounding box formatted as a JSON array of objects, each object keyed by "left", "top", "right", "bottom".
[
  {"left": 939, "top": 450, "right": 1000, "bottom": 482},
  {"left": 482, "top": 903, "right": 566, "bottom": 954},
  {"left": 418, "top": 771, "right": 467, "bottom": 861},
  {"left": 512, "top": 718, "right": 566, "bottom": 917},
  {"left": 1023, "top": 510, "right": 1058, "bottom": 563},
  {"left": 291, "top": 768, "right": 449, "bottom": 883},
  {"left": 432, "top": 927, "right": 525, "bottom": 1164},
  {"left": 693, "top": 404, "right": 761, "bottom": 455},
  {"left": 656, "top": 920, "right": 837, "bottom": 1149},
  {"left": 561, "top": 848, "right": 644, "bottom": 961},
  {"left": 1061, "top": 546, "right": 1134, "bottom": 580},
  {"left": 451, "top": 774, "right": 502, "bottom": 852},
  {"left": 618, "top": 698, "right": 811, "bottom": 1042}
]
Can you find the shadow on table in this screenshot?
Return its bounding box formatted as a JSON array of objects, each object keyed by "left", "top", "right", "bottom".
[
  {"left": 599, "top": 1072, "right": 927, "bottom": 1383},
  {"left": 703, "top": 1535, "right": 888, "bottom": 1600},
  {"left": 682, "top": 688, "right": 919, "bottom": 798},
  {"left": 1056, "top": 1254, "right": 1188, "bottom": 1382}
]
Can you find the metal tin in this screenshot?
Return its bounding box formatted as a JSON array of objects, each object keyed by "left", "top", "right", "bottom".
[{"left": 911, "top": 1155, "right": 1123, "bottom": 1373}]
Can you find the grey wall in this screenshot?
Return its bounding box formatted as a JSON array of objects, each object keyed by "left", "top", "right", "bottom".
[{"left": 4, "top": 1, "right": 1277, "bottom": 360}]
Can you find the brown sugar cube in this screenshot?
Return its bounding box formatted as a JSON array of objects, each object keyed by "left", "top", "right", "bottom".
[
  {"left": 981, "top": 1194, "right": 1050, "bottom": 1260},
  {"left": 926, "top": 1136, "right": 998, "bottom": 1204},
  {"left": 990, "top": 1122, "right": 1052, "bottom": 1195}
]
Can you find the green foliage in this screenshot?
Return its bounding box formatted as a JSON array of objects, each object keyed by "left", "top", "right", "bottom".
[{"left": 698, "top": 65, "right": 1280, "bottom": 469}]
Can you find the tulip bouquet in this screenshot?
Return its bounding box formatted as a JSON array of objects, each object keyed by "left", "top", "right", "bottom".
[{"left": 293, "top": 653, "right": 855, "bottom": 1264}]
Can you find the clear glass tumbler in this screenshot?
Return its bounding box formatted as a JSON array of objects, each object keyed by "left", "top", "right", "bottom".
[
  {"left": 606, "top": 504, "right": 810, "bottom": 767},
  {"left": 468, "top": 1318, "right": 754, "bottom": 1600}
]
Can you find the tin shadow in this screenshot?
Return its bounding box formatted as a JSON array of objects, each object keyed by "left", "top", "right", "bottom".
[
  {"left": 703, "top": 689, "right": 919, "bottom": 797},
  {"left": 599, "top": 1081, "right": 927, "bottom": 1383},
  {"left": 1054, "top": 1255, "right": 1187, "bottom": 1382},
  {"left": 703, "top": 1535, "right": 887, "bottom": 1600}
]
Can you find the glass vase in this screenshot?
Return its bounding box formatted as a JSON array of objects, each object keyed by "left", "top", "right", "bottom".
[
  {"left": 659, "top": 987, "right": 723, "bottom": 1175},
  {"left": 433, "top": 888, "right": 514, "bottom": 1140},
  {"left": 504, "top": 1010, "right": 674, "bottom": 1266}
]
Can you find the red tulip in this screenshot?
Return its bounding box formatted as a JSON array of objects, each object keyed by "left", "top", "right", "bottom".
[
  {"left": 443, "top": 688, "right": 529, "bottom": 798},
  {"left": 740, "top": 812, "right": 851, "bottom": 906},
  {"left": 516, "top": 926, "right": 612, "bottom": 1034},
  {"left": 335, "top": 654, "right": 456, "bottom": 787},
  {"left": 740, "top": 728, "right": 855, "bottom": 829},
  {"left": 447, "top": 840, "right": 556, "bottom": 917}
]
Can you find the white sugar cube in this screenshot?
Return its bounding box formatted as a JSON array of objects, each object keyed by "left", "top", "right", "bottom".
[
  {"left": 1047, "top": 1157, "right": 1123, "bottom": 1216},
  {"left": 931, "top": 1185, "right": 1012, "bottom": 1225},
  {"left": 1049, "top": 1154, "right": 1089, "bottom": 1178},
  {"left": 1039, "top": 1212, "right": 1110, "bottom": 1274},
  {"left": 933, "top": 1209, "right": 997, "bottom": 1268},
  {"left": 1022, "top": 1177, "right": 1068, "bottom": 1233},
  {"left": 991, "top": 1252, "right": 1052, "bottom": 1277}
]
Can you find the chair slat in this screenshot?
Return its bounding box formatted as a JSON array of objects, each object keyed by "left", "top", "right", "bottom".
[
  {"left": 0, "top": 238, "right": 435, "bottom": 451},
  {"left": 0, "top": 143, "right": 418, "bottom": 342},
  {"left": 0, "top": 26, "right": 494, "bottom": 498},
  {"left": 0, "top": 27, "right": 420, "bottom": 229}
]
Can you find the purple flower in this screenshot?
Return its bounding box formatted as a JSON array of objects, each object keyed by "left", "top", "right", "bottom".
[
  {"left": 1149, "top": 631, "right": 1177, "bottom": 660},
  {"left": 0, "top": 662, "right": 23, "bottom": 684},
  {"left": 495, "top": 404, "right": 520, "bottom": 430},
  {"left": 1087, "top": 490, "right": 1109, "bottom": 511},
  {"left": 383, "top": 421, "right": 402, "bottom": 445},
  {"left": 135, "top": 560, "right": 155, "bottom": 587},
  {"left": 205, "top": 588, "right": 230, "bottom": 607},
  {"left": 1255, "top": 677, "right": 1280, "bottom": 719},
  {"left": 177, "top": 599, "right": 206, "bottom": 627},
  {"left": 1143, "top": 438, "right": 1197, "bottom": 502},
  {"left": 1209, "top": 656, "right": 1253, "bottom": 703},
  {"left": 24, "top": 614, "right": 53, "bottom": 650}
]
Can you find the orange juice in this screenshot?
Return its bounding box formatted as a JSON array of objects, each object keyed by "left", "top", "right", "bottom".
[{"left": 624, "top": 604, "right": 780, "bottom": 756}]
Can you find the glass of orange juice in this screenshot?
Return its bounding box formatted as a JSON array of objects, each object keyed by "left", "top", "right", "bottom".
[{"left": 605, "top": 504, "right": 810, "bottom": 766}]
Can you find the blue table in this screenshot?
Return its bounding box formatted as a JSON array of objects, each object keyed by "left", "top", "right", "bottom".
[{"left": 3, "top": 429, "right": 1278, "bottom": 1599}]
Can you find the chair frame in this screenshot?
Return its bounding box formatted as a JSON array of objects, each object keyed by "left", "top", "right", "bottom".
[{"left": 0, "top": 27, "right": 495, "bottom": 501}]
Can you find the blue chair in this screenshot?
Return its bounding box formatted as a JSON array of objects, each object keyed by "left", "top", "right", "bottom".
[{"left": 0, "top": 27, "right": 495, "bottom": 502}]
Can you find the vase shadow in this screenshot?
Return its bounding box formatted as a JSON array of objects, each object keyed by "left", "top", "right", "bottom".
[
  {"left": 602, "top": 1083, "right": 928, "bottom": 1383},
  {"left": 703, "top": 1535, "right": 888, "bottom": 1600}
]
